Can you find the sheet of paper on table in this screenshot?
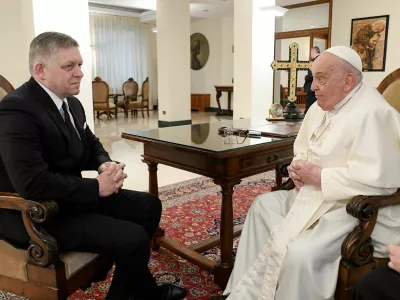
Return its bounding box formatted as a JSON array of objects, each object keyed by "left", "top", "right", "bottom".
[{"left": 250, "top": 122, "right": 301, "bottom": 138}]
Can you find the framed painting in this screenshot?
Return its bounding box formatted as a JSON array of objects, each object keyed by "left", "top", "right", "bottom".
[
  {"left": 350, "top": 15, "right": 389, "bottom": 72},
  {"left": 190, "top": 33, "right": 210, "bottom": 70}
]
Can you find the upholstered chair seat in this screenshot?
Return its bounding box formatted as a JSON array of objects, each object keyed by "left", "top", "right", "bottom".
[{"left": 0, "top": 240, "right": 99, "bottom": 282}]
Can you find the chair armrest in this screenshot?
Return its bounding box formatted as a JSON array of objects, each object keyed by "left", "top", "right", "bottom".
[
  {"left": 272, "top": 157, "right": 295, "bottom": 191},
  {"left": 342, "top": 189, "right": 400, "bottom": 266},
  {"left": 0, "top": 193, "right": 60, "bottom": 267},
  {"left": 0, "top": 194, "right": 58, "bottom": 223}
]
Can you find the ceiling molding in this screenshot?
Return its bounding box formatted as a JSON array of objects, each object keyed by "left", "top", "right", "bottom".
[
  {"left": 283, "top": 0, "right": 329, "bottom": 9},
  {"left": 88, "top": 2, "right": 149, "bottom": 13},
  {"left": 140, "top": 11, "right": 156, "bottom": 24}
]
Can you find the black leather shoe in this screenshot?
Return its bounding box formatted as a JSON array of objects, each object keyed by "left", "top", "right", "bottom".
[
  {"left": 160, "top": 284, "right": 187, "bottom": 300},
  {"left": 209, "top": 296, "right": 228, "bottom": 300}
]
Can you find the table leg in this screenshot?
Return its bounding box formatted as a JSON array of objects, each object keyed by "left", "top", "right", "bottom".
[
  {"left": 142, "top": 159, "right": 159, "bottom": 196},
  {"left": 142, "top": 159, "right": 163, "bottom": 250},
  {"left": 227, "top": 91, "right": 232, "bottom": 116},
  {"left": 216, "top": 90, "right": 223, "bottom": 116},
  {"left": 214, "top": 179, "right": 239, "bottom": 288},
  {"left": 113, "top": 95, "right": 118, "bottom": 119}
]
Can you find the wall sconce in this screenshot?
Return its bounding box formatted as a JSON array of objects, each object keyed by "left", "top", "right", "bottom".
[{"left": 151, "top": 27, "right": 158, "bottom": 33}]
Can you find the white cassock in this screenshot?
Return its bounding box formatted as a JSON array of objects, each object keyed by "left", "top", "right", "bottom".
[{"left": 224, "top": 82, "right": 400, "bottom": 300}]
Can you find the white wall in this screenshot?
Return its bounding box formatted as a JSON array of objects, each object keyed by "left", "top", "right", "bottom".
[
  {"left": 0, "top": 0, "right": 94, "bottom": 128},
  {"left": 331, "top": 0, "right": 400, "bottom": 86},
  {"left": 190, "top": 14, "right": 234, "bottom": 110},
  {"left": 220, "top": 14, "right": 235, "bottom": 109},
  {"left": 32, "top": 0, "right": 94, "bottom": 128},
  {"left": 0, "top": 0, "right": 35, "bottom": 87},
  {"left": 157, "top": 0, "right": 191, "bottom": 123},
  {"left": 232, "top": 0, "right": 275, "bottom": 120},
  {"left": 147, "top": 26, "right": 158, "bottom": 108},
  {"left": 279, "top": 4, "right": 329, "bottom": 32}
]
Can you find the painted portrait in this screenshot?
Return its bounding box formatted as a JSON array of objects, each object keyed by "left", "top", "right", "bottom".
[
  {"left": 190, "top": 33, "right": 210, "bottom": 71},
  {"left": 350, "top": 15, "right": 390, "bottom": 72}
]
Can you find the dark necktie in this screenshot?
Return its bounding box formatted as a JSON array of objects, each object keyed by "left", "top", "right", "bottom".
[{"left": 61, "top": 101, "right": 84, "bottom": 159}]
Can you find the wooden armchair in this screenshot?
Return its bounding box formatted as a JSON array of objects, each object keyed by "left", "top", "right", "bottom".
[
  {"left": 377, "top": 68, "right": 400, "bottom": 111},
  {"left": 273, "top": 68, "right": 400, "bottom": 300},
  {"left": 92, "top": 77, "right": 115, "bottom": 120},
  {"left": 0, "top": 75, "right": 15, "bottom": 101},
  {"left": 0, "top": 193, "right": 113, "bottom": 299},
  {"left": 116, "top": 78, "right": 138, "bottom": 117},
  {"left": 129, "top": 77, "right": 150, "bottom": 118}
]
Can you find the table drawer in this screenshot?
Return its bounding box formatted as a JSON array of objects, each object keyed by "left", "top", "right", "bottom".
[{"left": 239, "top": 147, "right": 293, "bottom": 171}]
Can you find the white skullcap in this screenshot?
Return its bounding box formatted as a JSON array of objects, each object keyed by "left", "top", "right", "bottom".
[{"left": 324, "top": 46, "right": 363, "bottom": 72}]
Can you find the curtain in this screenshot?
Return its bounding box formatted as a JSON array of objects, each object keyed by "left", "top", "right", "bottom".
[{"left": 90, "top": 13, "right": 149, "bottom": 94}]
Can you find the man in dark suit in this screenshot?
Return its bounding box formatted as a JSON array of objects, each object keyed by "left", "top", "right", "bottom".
[
  {"left": 303, "top": 46, "right": 320, "bottom": 114},
  {"left": 0, "top": 32, "right": 186, "bottom": 300}
]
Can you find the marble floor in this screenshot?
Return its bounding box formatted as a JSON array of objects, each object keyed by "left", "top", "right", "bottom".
[{"left": 85, "top": 111, "right": 233, "bottom": 191}]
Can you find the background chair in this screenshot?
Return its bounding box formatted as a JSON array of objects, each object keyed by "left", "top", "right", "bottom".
[
  {"left": 377, "top": 68, "right": 400, "bottom": 112},
  {"left": 0, "top": 75, "right": 15, "bottom": 101},
  {"left": 0, "top": 78, "right": 113, "bottom": 299},
  {"left": 129, "top": 77, "right": 150, "bottom": 118},
  {"left": 116, "top": 78, "right": 138, "bottom": 117},
  {"left": 273, "top": 68, "right": 400, "bottom": 300},
  {"left": 92, "top": 77, "right": 115, "bottom": 120}
]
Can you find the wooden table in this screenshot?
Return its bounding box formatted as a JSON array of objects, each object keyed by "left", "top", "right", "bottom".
[
  {"left": 214, "top": 85, "right": 233, "bottom": 116},
  {"left": 122, "top": 120, "right": 296, "bottom": 288},
  {"left": 109, "top": 93, "right": 123, "bottom": 104}
]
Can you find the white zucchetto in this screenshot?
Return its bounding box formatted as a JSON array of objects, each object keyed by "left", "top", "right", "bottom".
[{"left": 324, "top": 46, "right": 363, "bottom": 72}]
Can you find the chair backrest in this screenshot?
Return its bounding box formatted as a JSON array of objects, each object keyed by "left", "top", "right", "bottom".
[
  {"left": 92, "top": 77, "right": 109, "bottom": 103},
  {"left": 377, "top": 68, "right": 400, "bottom": 113},
  {"left": 0, "top": 75, "right": 15, "bottom": 102},
  {"left": 142, "top": 78, "right": 149, "bottom": 101},
  {"left": 123, "top": 78, "right": 138, "bottom": 98}
]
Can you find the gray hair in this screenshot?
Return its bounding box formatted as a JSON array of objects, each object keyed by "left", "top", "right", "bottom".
[
  {"left": 311, "top": 46, "right": 320, "bottom": 54},
  {"left": 29, "top": 32, "right": 79, "bottom": 74},
  {"left": 340, "top": 59, "right": 363, "bottom": 84}
]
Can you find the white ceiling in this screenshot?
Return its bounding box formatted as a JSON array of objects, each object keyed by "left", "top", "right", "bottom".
[{"left": 89, "top": 0, "right": 319, "bottom": 19}]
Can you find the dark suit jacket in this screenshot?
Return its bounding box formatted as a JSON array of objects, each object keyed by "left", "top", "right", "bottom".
[
  {"left": 303, "top": 55, "right": 319, "bottom": 114},
  {"left": 303, "top": 55, "right": 319, "bottom": 93},
  {"left": 0, "top": 77, "right": 111, "bottom": 248}
]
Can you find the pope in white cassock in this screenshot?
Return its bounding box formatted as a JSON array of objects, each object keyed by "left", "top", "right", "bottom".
[{"left": 209, "top": 46, "right": 400, "bottom": 300}]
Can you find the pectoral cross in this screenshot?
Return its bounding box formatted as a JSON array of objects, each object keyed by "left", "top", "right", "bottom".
[{"left": 271, "top": 42, "right": 312, "bottom": 102}]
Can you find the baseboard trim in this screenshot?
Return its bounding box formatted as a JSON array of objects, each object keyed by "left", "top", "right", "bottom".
[
  {"left": 208, "top": 107, "right": 233, "bottom": 116},
  {"left": 158, "top": 119, "right": 192, "bottom": 128}
]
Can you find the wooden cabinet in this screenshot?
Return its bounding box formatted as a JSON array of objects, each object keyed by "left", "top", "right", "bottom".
[{"left": 191, "top": 94, "right": 210, "bottom": 112}]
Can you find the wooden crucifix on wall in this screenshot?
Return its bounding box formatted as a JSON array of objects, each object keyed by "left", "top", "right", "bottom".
[{"left": 271, "top": 42, "right": 312, "bottom": 119}]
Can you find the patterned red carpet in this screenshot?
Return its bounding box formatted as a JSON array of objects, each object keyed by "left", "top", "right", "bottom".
[{"left": 0, "top": 172, "right": 275, "bottom": 300}]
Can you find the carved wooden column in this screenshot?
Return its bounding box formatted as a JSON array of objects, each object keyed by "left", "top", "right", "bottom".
[
  {"left": 142, "top": 159, "right": 164, "bottom": 249},
  {"left": 213, "top": 179, "right": 240, "bottom": 288},
  {"left": 142, "top": 159, "right": 159, "bottom": 196}
]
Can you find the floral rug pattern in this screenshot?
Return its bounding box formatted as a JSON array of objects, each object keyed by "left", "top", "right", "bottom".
[{"left": 1, "top": 172, "right": 275, "bottom": 300}]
